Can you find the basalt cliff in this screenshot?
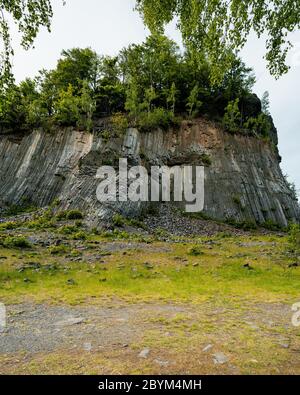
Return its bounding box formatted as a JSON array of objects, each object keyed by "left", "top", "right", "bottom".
[{"left": 0, "top": 118, "right": 299, "bottom": 228}]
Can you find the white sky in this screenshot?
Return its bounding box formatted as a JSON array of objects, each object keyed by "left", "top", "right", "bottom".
[{"left": 9, "top": 0, "right": 300, "bottom": 194}]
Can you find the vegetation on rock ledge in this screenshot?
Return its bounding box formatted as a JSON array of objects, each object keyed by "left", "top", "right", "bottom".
[{"left": 0, "top": 36, "right": 273, "bottom": 139}]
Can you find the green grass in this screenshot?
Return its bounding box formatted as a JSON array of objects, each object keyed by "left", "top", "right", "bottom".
[{"left": 0, "top": 230, "right": 299, "bottom": 305}]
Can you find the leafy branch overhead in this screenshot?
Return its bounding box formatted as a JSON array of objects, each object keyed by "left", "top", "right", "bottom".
[
  {"left": 1, "top": 1, "right": 300, "bottom": 84},
  {"left": 136, "top": 0, "right": 300, "bottom": 82},
  {"left": 0, "top": 0, "right": 55, "bottom": 84}
]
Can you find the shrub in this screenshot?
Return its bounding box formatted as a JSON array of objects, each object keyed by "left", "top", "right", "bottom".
[
  {"left": 188, "top": 246, "right": 204, "bottom": 256},
  {"left": 243, "top": 112, "right": 271, "bottom": 137},
  {"left": 222, "top": 98, "right": 241, "bottom": 134},
  {"left": 0, "top": 221, "right": 20, "bottom": 231},
  {"left": 66, "top": 210, "right": 84, "bottom": 220},
  {"left": 111, "top": 112, "right": 129, "bottom": 136},
  {"left": 58, "top": 225, "right": 78, "bottom": 235},
  {"left": 72, "top": 231, "right": 88, "bottom": 240},
  {"left": 112, "top": 214, "right": 126, "bottom": 227},
  {"left": 49, "top": 245, "right": 68, "bottom": 255},
  {"left": 289, "top": 224, "right": 300, "bottom": 253},
  {"left": 2, "top": 236, "right": 31, "bottom": 249},
  {"left": 138, "top": 108, "right": 177, "bottom": 132}
]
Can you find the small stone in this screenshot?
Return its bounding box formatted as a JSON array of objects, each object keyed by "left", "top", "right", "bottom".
[
  {"left": 55, "top": 317, "right": 84, "bottom": 327},
  {"left": 213, "top": 352, "right": 229, "bottom": 365},
  {"left": 66, "top": 279, "right": 76, "bottom": 286},
  {"left": 193, "top": 263, "right": 199, "bottom": 267},
  {"left": 279, "top": 342, "right": 290, "bottom": 349},
  {"left": 83, "top": 342, "right": 92, "bottom": 352},
  {"left": 202, "top": 344, "right": 213, "bottom": 352},
  {"left": 144, "top": 262, "right": 154, "bottom": 269},
  {"left": 138, "top": 348, "right": 150, "bottom": 359},
  {"left": 154, "top": 359, "right": 169, "bottom": 367}
]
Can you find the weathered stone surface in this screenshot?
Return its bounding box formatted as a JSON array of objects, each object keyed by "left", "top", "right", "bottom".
[{"left": 0, "top": 119, "right": 299, "bottom": 227}]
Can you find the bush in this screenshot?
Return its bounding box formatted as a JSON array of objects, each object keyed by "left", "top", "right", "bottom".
[
  {"left": 58, "top": 225, "right": 78, "bottom": 235},
  {"left": 243, "top": 112, "right": 271, "bottom": 137},
  {"left": 222, "top": 99, "right": 241, "bottom": 134},
  {"left": 289, "top": 224, "right": 300, "bottom": 253},
  {"left": 2, "top": 236, "right": 32, "bottom": 249},
  {"left": 188, "top": 246, "right": 204, "bottom": 256},
  {"left": 0, "top": 221, "right": 20, "bottom": 231},
  {"left": 49, "top": 245, "right": 68, "bottom": 255},
  {"left": 112, "top": 214, "right": 126, "bottom": 227},
  {"left": 72, "top": 231, "right": 88, "bottom": 240},
  {"left": 66, "top": 210, "right": 84, "bottom": 220},
  {"left": 138, "top": 108, "right": 177, "bottom": 132}
]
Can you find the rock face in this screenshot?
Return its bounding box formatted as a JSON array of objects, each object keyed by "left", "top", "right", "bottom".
[{"left": 0, "top": 118, "right": 299, "bottom": 227}]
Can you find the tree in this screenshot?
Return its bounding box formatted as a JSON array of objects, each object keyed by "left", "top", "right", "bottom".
[
  {"left": 222, "top": 98, "right": 241, "bottom": 133},
  {"left": 78, "top": 80, "right": 96, "bottom": 131},
  {"left": 144, "top": 86, "right": 157, "bottom": 114},
  {"left": 186, "top": 84, "right": 202, "bottom": 118},
  {"left": 136, "top": 0, "right": 300, "bottom": 82},
  {"left": 53, "top": 84, "right": 80, "bottom": 126},
  {"left": 120, "top": 34, "right": 181, "bottom": 108},
  {"left": 261, "top": 91, "right": 270, "bottom": 115},
  {"left": 125, "top": 78, "right": 140, "bottom": 121},
  {"left": 167, "top": 82, "right": 177, "bottom": 114},
  {"left": 0, "top": 0, "right": 57, "bottom": 85},
  {"left": 52, "top": 48, "right": 100, "bottom": 93}
]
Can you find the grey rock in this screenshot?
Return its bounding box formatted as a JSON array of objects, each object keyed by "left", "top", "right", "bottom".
[
  {"left": 154, "top": 359, "right": 169, "bottom": 367},
  {"left": 202, "top": 344, "right": 213, "bottom": 352},
  {"left": 138, "top": 348, "right": 150, "bottom": 359},
  {"left": 55, "top": 317, "right": 84, "bottom": 327},
  {"left": 213, "top": 352, "right": 229, "bottom": 365},
  {"left": 0, "top": 121, "right": 299, "bottom": 228}
]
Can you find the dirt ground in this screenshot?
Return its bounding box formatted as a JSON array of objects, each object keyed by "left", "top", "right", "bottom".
[{"left": 1, "top": 300, "right": 299, "bottom": 375}]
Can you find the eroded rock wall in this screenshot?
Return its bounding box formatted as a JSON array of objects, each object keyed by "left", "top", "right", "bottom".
[{"left": 0, "top": 119, "right": 299, "bottom": 227}]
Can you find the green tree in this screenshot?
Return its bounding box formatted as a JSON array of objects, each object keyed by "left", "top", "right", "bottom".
[
  {"left": 167, "top": 82, "right": 177, "bottom": 114},
  {"left": 186, "top": 84, "right": 202, "bottom": 118},
  {"left": 51, "top": 48, "right": 100, "bottom": 93},
  {"left": 78, "top": 80, "right": 96, "bottom": 131},
  {"left": 261, "top": 91, "right": 270, "bottom": 115},
  {"left": 136, "top": 0, "right": 300, "bottom": 81},
  {"left": 0, "top": 84, "right": 25, "bottom": 132},
  {"left": 54, "top": 84, "right": 80, "bottom": 126},
  {"left": 125, "top": 78, "right": 140, "bottom": 121},
  {"left": 222, "top": 98, "right": 241, "bottom": 133},
  {"left": 144, "top": 86, "right": 157, "bottom": 114}
]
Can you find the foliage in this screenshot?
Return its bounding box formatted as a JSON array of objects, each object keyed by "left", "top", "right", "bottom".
[
  {"left": 0, "top": 37, "right": 274, "bottom": 138},
  {"left": 222, "top": 99, "right": 241, "bottom": 134},
  {"left": 66, "top": 210, "right": 84, "bottom": 220},
  {"left": 1, "top": 236, "right": 31, "bottom": 249},
  {"left": 137, "top": 107, "right": 177, "bottom": 131},
  {"left": 186, "top": 84, "right": 202, "bottom": 118},
  {"left": 243, "top": 113, "right": 271, "bottom": 137},
  {"left": 136, "top": 0, "right": 300, "bottom": 82},
  {"left": 0, "top": 0, "right": 54, "bottom": 85},
  {"left": 288, "top": 224, "right": 300, "bottom": 253}
]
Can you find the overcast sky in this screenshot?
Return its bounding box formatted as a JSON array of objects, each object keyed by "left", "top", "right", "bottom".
[{"left": 10, "top": 0, "right": 300, "bottom": 195}]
